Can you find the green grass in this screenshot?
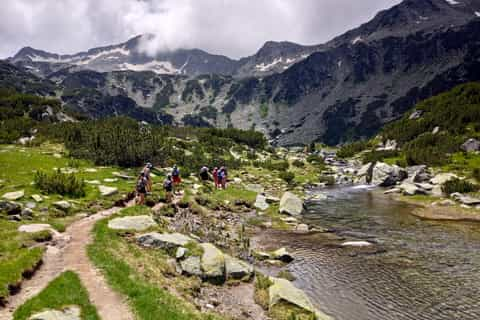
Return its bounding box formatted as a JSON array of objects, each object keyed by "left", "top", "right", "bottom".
[
  {"left": 210, "top": 185, "right": 257, "bottom": 204},
  {"left": 88, "top": 214, "right": 222, "bottom": 320},
  {"left": 13, "top": 271, "right": 99, "bottom": 320}
]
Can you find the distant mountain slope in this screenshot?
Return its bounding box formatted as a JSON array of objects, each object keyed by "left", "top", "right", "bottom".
[{"left": 4, "top": 0, "right": 480, "bottom": 146}]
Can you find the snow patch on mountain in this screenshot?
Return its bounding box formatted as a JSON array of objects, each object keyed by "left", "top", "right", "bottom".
[
  {"left": 445, "top": 0, "right": 460, "bottom": 5},
  {"left": 475, "top": 11, "right": 480, "bottom": 17},
  {"left": 119, "top": 61, "right": 179, "bottom": 74}
]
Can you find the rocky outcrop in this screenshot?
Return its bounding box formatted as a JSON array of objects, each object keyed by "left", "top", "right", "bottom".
[
  {"left": 180, "top": 256, "right": 203, "bottom": 277},
  {"left": 108, "top": 215, "right": 157, "bottom": 231},
  {"left": 99, "top": 185, "right": 118, "bottom": 196},
  {"left": 254, "top": 194, "right": 269, "bottom": 211},
  {"left": 430, "top": 173, "right": 458, "bottom": 185},
  {"left": 137, "top": 232, "right": 193, "bottom": 250},
  {"left": 451, "top": 193, "right": 480, "bottom": 206},
  {"left": 53, "top": 201, "right": 71, "bottom": 211},
  {"left": 279, "top": 192, "right": 304, "bottom": 216}
]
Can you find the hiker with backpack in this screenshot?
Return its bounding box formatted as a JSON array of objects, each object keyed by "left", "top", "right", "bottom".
[
  {"left": 164, "top": 174, "right": 173, "bottom": 203},
  {"left": 171, "top": 165, "right": 181, "bottom": 194},
  {"left": 212, "top": 167, "right": 219, "bottom": 188},
  {"left": 218, "top": 167, "right": 226, "bottom": 189},
  {"left": 200, "top": 165, "right": 209, "bottom": 182},
  {"left": 136, "top": 172, "right": 148, "bottom": 205},
  {"left": 141, "top": 162, "right": 162, "bottom": 192}
]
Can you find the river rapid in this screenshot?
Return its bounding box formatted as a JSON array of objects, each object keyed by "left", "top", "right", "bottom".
[{"left": 256, "top": 186, "right": 480, "bottom": 320}]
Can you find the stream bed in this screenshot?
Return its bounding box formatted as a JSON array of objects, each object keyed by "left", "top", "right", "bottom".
[{"left": 256, "top": 186, "right": 480, "bottom": 320}]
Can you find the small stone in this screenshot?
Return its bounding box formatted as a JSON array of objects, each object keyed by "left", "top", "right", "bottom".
[
  {"left": 85, "top": 180, "right": 101, "bottom": 185},
  {"left": 84, "top": 168, "right": 98, "bottom": 173},
  {"left": 296, "top": 224, "right": 309, "bottom": 232},
  {"left": 99, "top": 185, "right": 118, "bottom": 197},
  {"left": 254, "top": 194, "right": 269, "bottom": 211},
  {"left": 26, "top": 202, "right": 37, "bottom": 209},
  {"left": 31, "top": 194, "right": 43, "bottom": 202},
  {"left": 103, "top": 178, "right": 118, "bottom": 183},
  {"left": 108, "top": 215, "right": 157, "bottom": 231},
  {"left": 2, "top": 190, "right": 24, "bottom": 201},
  {"left": 53, "top": 201, "right": 71, "bottom": 211},
  {"left": 28, "top": 306, "right": 81, "bottom": 320},
  {"left": 271, "top": 247, "right": 294, "bottom": 263},
  {"left": 21, "top": 208, "right": 34, "bottom": 218}
]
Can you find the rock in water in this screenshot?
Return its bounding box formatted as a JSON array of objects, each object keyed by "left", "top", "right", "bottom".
[
  {"left": 28, "top": 306, "right": 81, "bottom": 320},
  {"left": 137, "top": 232, "right": 193, "bottom": 249},
  {"left": 108, "top": 215, "right": 156, "bottom": 231},
  {"left": 224, "top": 255, "right": 253, "bottom": 280},
  {"left": 2, "top": 190, "right": 24, "bottom": 201},
  {"left": 271, "top": 247, "right": 294, "bottom": 263},
  {"left": 99, "top": 185, "right": 118, "bottom": 196},
  {"left": 341, "top": 241, "right": 373, "bottom": 247},
  {"left": 180, "top": 256, "right": 203, "bottom": 276},
  {"left": 399, "top": 182, "right": 426, "bottom": 196},
  {"left": 200, "top": 243, "right": 225, "bottom": 279},
  {"left": 254, "top": 194, "right": 269, "bottom": 211},
  {"left": 279, "top": 192, "right": 304, "bottom": 216},
  {"left": 268, "top": 277, "right": 332, "bottom": 320}
]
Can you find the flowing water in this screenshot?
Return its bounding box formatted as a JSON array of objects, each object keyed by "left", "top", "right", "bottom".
[{"left": 257, "top": 186, "right": 480, "bottom": 320}]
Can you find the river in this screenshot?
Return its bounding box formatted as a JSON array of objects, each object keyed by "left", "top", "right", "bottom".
[{"left": 256, "top": 186, "right": 480, "bottom": 320}]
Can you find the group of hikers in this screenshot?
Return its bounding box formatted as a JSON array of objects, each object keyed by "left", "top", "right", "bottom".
[{"left": 135, "top": 162, "right": 227, "bottom": 205}]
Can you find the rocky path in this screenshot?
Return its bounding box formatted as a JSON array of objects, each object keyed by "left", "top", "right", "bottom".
[{"left": 0, "top": 206, "right": 135, "bottom": 320}]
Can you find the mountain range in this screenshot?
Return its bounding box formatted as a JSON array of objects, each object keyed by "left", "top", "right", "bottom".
[{"left": 5, "top": 0, "right": 480, "bottom": 145}]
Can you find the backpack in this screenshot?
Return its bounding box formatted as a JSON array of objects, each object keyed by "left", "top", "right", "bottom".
[
  {"left": 172, "top": 168, "right": 179, "bottom": 176},
  {"left": 164, "top": 179, "right": 173, "bottom": 190},
  {"left": 136, "top": 178, "right": 146, "bottom": 191},
  {"left": 218, "top": 170, "right": 224, "bottom": 179}
]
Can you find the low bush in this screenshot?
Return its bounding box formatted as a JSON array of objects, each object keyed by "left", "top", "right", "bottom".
[
  {"left": 362, "top": 150, "right": 399, "bottom": 164},
  {"left": 292, "top": 159, "right": 305, "bottom": 168},
  {"left": 337, "top": 140, "right": 370, "bottom": 158},
  {"left": 441, "top": 178, "right": 480, "bottom": 195},
  {"left": 34, "top": 170, "right": 86, "bottom": 197},
  {"left": 253, "top": 160, "right": 289, "bottom": 171},
  {"left": 279, "top": 171, "right": 295, "bottom": 185}
]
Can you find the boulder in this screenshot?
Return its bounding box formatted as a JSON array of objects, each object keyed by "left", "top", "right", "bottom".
[
  {"left": 53, "top": 201, "right": 71, "bottom": 211},
  {"left": 180, "top": 256, "right": 203, "bottom": 276},
  {"left": 176, "top": 247, "right": 187, "bottom": 259},
  {"left": 99, "top": 185, "right": 118, "bottom": 197},
  {"left": 451, "top": 193, "right": 480, "bottom": 206},
  {"left": 200, "top": 243, "right": 225, "bottom": 279},
  {"left": 371, "top": 163, "right": 407, "bottom": 187},
  {"left": 407, "top": 165, "right": 431, "bottom": 183},
  {"left": 254, "top": 195, "right": 269, "bottom": 211},
  {"left": 415, "top": 183, "right": 434, "bottom": 191},
  {"left": 461, "top": 138, "right": 480, "bottom": 152},
  {"left": 279, "top": 192, "right": 304, "bottom": 216},
  {"left": 271, "top": 247, "right": 294, "bottom": 263},
  {"left": 2, "top": 190, "right": 24, "bottom": 201},
  {"left": 21, "top": 208, "right": 34, "bottom": 218},
  {"left": 108, "top": 215, "right": 156, "bottom": 231},
  {"left": 28, "top": 306, "right": 81, "bottom": 320},
  {"left": 356, "top": 162, "right": 374, "bottom": 183},
  {"left": 137, "top": 232, "right": 193, "bottom": 249},
  {"left": 296, "top": 224, "right": 309, "bottom": 232},
  {"left": 31, "top": 194, "right": 43, "bottom": 202},
  {"left": 268, "top": 277, "right": 330, "bottom": 320},
  {"left": 409, "top": 110, "right": 423, "bottom": 120},
  {"left": 265, "top": 195, "right": 280, "bottom": 204},
  {"left": 224, "top": 255, "right": 253, "bottom": 280},
  {"left": 430, "top": 173, "right": 457, "bottom": 185},
  {"left": 0, "top": 201, "right": 22, "bottom": 215}
]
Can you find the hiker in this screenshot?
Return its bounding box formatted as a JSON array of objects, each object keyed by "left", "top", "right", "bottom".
[
  {"left": 164, "top": 174, "right": 173, "bottom": 203},
  {"left": 136, "top": 172, "right": 148, "bottom": 205},
  {"left": 171, "top": 165, "right": 181, "bottom": 194},
  {"left": 141, "top": 162, "right": 162, "bottom": 192},
  {"left": 212, "top": 167, "right": 219, "bottom": 188},
  {"left": 200, "top": 165, "right": 209, "bottom": 182},
  {"left": 218, "top": 167, "right": 226, "bottom": 189}
]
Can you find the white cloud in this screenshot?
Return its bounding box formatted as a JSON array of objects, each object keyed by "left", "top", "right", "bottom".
[{"left": 0, "top": 0, "right": 402, "bottom": 59}]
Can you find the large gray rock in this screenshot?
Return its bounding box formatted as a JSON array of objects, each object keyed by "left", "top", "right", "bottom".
[
  {"left": 254, "top": 194, "right": 269, "bottom": 211},
  {"left": 268, "top": 277, "right": 332, "bottom": 320},
  {"left": 2, "top": 190, "right": 24, "bottom": 201},
  {"left": 451, "top": 193, "right": 480, "bottom": 205},
  {"left": 180, "top": 256, "right": 203, "bottom": 276},
  {"left": 279, "top": 192, "right": 304, "bottom": 216},
  {"left": 200, "top": 243, "right": 225, "bottom": 279},
  {"left": 137, "top": 232, "right": 193, "bottom": 249},
  {"left": 271, "top": 247, "right": 294, "bottom": 263},
  {"left": 430, "top": 173, "right": 458, "bottom": 185},
  {"left": 108, "top": 215, "right": 156, "bottom": 231},
  {"left": 407, "top": 165, "right": 431, "bottom": 183},
  {"left": 29, "top": 306, "right": 81, "bottom": 320},
  {"left": 461, "top": 138, "right": 480, "bottom": 152},
  {"left": 371, "top": 162, "right": 407, "bottom": 187},
  {"left": 399, "top": 182, "right": 427, "bottom": 196},
  {"left": 224, "top": 255, "right": 253, "bottom": 280},
  {"left": 99, "top": 185, "right": 118, "bottom": 197}
]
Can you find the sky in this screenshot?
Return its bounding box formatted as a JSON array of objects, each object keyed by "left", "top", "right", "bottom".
[{"left": 0, "top": 0, "right": 402, "bottom": 59}]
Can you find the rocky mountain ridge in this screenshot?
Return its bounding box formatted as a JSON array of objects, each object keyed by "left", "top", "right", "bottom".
[{"left": 5, "top": 0, "right": 480, "bottom": 146}]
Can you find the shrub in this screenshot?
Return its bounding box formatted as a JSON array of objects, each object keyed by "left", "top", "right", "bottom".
[
  {"left": 337, "top": 140, "right": 370, "bottom": 158},
  {"left": 253, "top": 160, "right": 290, "bottom": 171},
  {"left": 362, "top": 150, "right": 399, "bottom": 164},
  {"left": 472, "top": 168, "right": 480, "bottom": 182},
  {"left": 292, "top": 159, "right": 305, "bottom": 168},
  {"left": 279, "top": 171, "right": 295, "bottom": 184},
  {"left": 34, "top": 170, "right": 86, "bottom": 197},
  {"left": 441, "top": 178, "right": 480, "bottom": 195}
]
